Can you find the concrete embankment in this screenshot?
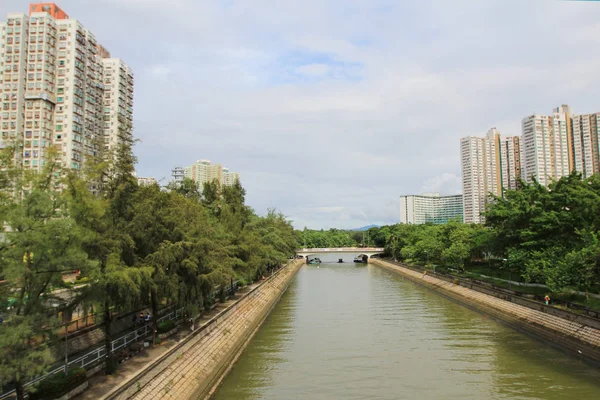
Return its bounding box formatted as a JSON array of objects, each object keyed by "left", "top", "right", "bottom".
[
  {"left": 105, "top": 259, "right": 304, "bottom": 400},
  {"left": 370, "top": 259, "right": 600, "bottom": 364}
]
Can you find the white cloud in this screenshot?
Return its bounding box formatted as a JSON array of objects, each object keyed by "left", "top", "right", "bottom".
[
  {"left": 145, "top": 64, "right": 172, "bottom": 78},
  {"left": 295, "top": 63, "right": 330, "bottom": 76},
  {"left": 420, "top": 173, "right": 462, "bottom": 195}
]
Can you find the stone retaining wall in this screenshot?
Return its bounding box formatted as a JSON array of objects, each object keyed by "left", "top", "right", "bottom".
[
  {"left": 106, "top": 259, "right": 304, "bottom": 400},
  {"left": 371, "top": 259, "right": 600, "bottom": 364}
]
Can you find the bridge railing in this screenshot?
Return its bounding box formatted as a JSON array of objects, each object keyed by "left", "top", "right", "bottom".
[{"left": 298, "top": 247, "right": 385, "bottom": 252}]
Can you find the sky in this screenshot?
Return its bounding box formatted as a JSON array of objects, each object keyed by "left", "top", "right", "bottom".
[{"left": 3, "top": 0, "right": 600, "bottom": 229}]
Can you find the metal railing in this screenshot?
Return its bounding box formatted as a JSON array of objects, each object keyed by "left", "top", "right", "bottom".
[
  {"left": 386, "top": 259, "right": 600, "bottom": 323},
  {"left": 0, "top": 309, "right": 184, "bottom": 399},
  {"left": 0, "top": 279, "right": 242, "bottom": 399},
  {"left": 105, "top": 261, "right": 294, "bottom": 400},
  {"left": 298, "top": 247, "right": 384, "bottom": 252}
]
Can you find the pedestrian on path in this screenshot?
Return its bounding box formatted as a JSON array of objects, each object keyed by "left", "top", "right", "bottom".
[{"left": 544, "top": 295, "right": 550, "bottom": 305}]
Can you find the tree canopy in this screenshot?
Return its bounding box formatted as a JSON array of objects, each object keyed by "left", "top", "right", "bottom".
[{"left": 0, "top": 143, "right": 296, "bottom": 399}]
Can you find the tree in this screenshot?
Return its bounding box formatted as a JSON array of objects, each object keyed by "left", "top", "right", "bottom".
[{"left": 0, "top": 152, "right": 91, "bottom": 400}]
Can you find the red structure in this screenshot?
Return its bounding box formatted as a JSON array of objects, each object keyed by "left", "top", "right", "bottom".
[{"left": 28, "top": 3, "right": 69, "bottom": 20}]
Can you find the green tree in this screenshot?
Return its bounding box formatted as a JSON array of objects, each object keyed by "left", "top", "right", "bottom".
[{"left": 0, "top": 153, "right": 91, "bottom": 400}]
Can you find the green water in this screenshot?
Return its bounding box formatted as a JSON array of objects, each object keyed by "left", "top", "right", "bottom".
[{"left": 214, "top": 263, "right": 600, "bottom": 400}]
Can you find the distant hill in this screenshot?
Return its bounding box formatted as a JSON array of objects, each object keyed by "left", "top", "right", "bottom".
[{"left": 351, "top": 224, "right": 380, "bottom": 231}]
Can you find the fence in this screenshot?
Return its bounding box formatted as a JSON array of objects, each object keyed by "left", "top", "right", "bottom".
[
  {"left": 0, "top": 278, "right": 245, "bottom": 399},
  {"left": 387, "top": 259, "right": 600, "bottom": 326},
  {"left": 105, "top": 261, "right": 293, "bottom": 400},
  {"left": 0, "top": 309, "right": 184, "bottom": 400}
]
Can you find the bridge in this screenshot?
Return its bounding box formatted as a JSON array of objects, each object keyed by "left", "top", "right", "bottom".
[{"left": 296, "top": 247, "right": 385, "bottom": 260}]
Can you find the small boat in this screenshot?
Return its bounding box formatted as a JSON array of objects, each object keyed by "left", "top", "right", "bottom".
[
  {"left": 309, "top": 257, "right": 322, "bottom": 264},
  {"left": 353, "top": 257, "right": 366, "bottom": 263},
  {"left": 338, "top": 258, "right": 344, "bottom": 263}
]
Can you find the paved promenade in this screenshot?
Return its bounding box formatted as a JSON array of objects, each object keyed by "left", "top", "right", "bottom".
[
  {"left": 76, "top": 297, "right": 240, "bottom": 399},
  {"left": 93, "top": 260, "right": 303, "bottom": 400}
]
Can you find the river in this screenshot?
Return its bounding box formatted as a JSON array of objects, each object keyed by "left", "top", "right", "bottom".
[{"left": 214, "top": 259, "right": 600, "bottom": 400}]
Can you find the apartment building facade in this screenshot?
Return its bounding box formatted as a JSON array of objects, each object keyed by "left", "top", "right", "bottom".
[
  {"left": 0, "top": 3, "right": 133, "bottom": 172},
  {"left": 520, "top": 105, "right": 600, "bottom": 184},
  {"left": 183, "top": 159, "right": 239, "bottom": 188},
  {"left": 572, "top": 112, "right": 600, "bottom": 178},
  {"left": 460, "top": 128, "right": 521, "bottom": 224},
  {"left": 171, "top": 166, "right": 185, "bottom": 183},
  {"left": 400, "top": 193, "right": 463, "bottom": 225},
  {"left": 222, "top": 167, "right": 239, "bottom": 186}
]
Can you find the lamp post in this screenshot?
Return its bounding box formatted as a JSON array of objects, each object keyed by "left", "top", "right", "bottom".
[{"left": 503, "top": 257, "right": 511, "bottom": 290}]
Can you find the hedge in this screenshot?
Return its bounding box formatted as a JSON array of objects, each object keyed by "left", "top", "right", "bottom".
[
  {"left": 157, "top": 319, "right": 175, "bottom": 334},
  {"left": 29, "top": 368, "right": 87, "bottom": 400}
]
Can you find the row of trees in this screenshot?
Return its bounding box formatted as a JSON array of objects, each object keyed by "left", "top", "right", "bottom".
[
  {"left": 0, "top": 141, "right": 296, "bottom": 399},
  {"left": 365, "top": 173, "right": 600, "bottom": 297},
  {"left": 295, "top": 228, "right": 361, "bottom": 248}
]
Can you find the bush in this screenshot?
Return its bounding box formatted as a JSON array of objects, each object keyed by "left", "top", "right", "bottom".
[
  {"left": 204, "top": 297, "right": 214, "bottom": 312},
  {"left": 29, "top": 368, "right": 87, "bottom": 400},
  {"left": 157, "top": 320, "right": 175, "bottom": 334}
]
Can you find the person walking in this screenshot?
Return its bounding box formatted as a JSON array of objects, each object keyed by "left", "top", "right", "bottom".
[{"left": 544, "top": 295, "right": 550, "bottom": 305}]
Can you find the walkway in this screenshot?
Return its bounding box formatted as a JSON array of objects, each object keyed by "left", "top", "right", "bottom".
[{"left": 76, "top": 295, "right": 242, "bottom": 399}]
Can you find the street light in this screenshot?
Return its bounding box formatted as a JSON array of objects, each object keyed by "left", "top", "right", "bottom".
[{"left": 503, "top": 257, "right": 511, "bottom": 290}]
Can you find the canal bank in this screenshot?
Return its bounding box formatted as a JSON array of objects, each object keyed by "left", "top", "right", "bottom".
[
  {"left": 103, "top": 259, "right": 303, "bottom": 400},
  {"left": 370, "top": 258, "right": 600, "bottom": 365}
]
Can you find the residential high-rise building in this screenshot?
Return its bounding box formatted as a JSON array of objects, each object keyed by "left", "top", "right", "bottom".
[
  {"left": 102, "top": 58, "right": 134, "bottom": 152},
  {"left": 460, "top": 129, "right": 521, "bottom": 224},
  {"left": 137, "top": 177, "right": 157, "bottom": 186},
  {"left": 0, "top": 3, "right": 134, "bottom": 172},
  {"left": 572, "top": 112, "right": 600, "bottom": 178},
  {"left": 171, "top": 166, "right": 184, "bottom": 183},
  {"left": 222, "top": 167, "right": 239, "bottom": 186},
  {"left": 521, "top": 114, "right": 553, "bottom": 186},
  {"left": 484, "top": 128, "right": 501, "bottom": 198},
  {"left": 185, "top": 160, "right": 222, "bottom": 185},
  {"left": 183, "top": 159, "right": 239, "bottom": 188},
  {"left": 461, "top": 136, "right": 487, "bottom": 224},
  {"left": 399, "top": 193, "right": 463, "bottom": 225},
  {"left": 498, "top": 135, "right": 521, "bottom": 191},
  {"left": 521, "top": 106, "right": 572, "bottom": 186},
  {"left": 460, "top": 104, "right": 600, "bottom": 225}
]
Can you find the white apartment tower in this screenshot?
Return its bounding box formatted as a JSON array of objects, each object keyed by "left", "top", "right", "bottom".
[
  {"left": 460, "top": 136, "right": 487, "bottom": 224},
  {"left": 222, "top": 167, "right": 239, "bottom": 186},
  {"left": 521, "top": 106, "right": 572, "bottom": 186},
  {"left": 102, "top": 58, "right": 134, "bottom": 152},
  {"left": 461, "top": 129, "right": 521, "bottom": 224},
  {"left": 0, "top": 3, "right": 133, "bottom": 172},
  {"left": 521, "top": 114, "right": 553, "bottom": 186},
  {"left": 572, "top": 112, "right": 600, "bottom": 178},
  {"left": 498, "top": 135, "right": 521, "bottom": 191},
  {"left": 171, "top": 166, "right": 185, "bottom": 183}
]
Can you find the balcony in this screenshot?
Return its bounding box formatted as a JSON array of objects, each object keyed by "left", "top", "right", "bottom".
[{"left": 24, "top": 91, "right": 56, "bottom": 104}]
